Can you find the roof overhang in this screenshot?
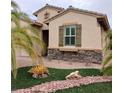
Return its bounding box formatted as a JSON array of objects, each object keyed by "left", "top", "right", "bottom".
[
  {"left": 33, "top": 4, "right": 64, "bottom": 16},
  {"left": 44, "top": 7, "right": 110, "bottom": 31},
  {"left": 31, "top": 21, "right": 43, "bottom": 27},
  {"left": 97, "top": 15, "right": 110, "bottom": 30}
]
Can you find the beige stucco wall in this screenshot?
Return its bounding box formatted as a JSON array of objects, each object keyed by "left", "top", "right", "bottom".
[
  {"left": 36, "top": 8, "right": 62, "bottom": 30},
  {"left": 48, "top": 11, "right": 102, "bottom": 50},
  {"left": 37, "top": 8, "right": 60, "bottom": 23}
]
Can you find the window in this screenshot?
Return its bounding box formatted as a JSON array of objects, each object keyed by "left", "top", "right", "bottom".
[{"left": 64, "top": 26, "right": 76, "bottom": 46}]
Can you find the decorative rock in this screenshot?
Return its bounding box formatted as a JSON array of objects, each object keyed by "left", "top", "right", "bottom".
[
  {"left": 42, "top": 74, "right": 48, "bottom": 78},
  {"left": 12, "top": 76, "right": 112, "bottom": 93},
  {"left": 48, "top": 49, "right": 102, "bottom": 63},
  {"left": 32, "top": 73, "right": 48, "bottom": 79},
  {"left": 65, "top": 71, "right": 82, "bottom": 80},
  {"left": 32, "top": 73, "right": 38, "bottom": 78}
]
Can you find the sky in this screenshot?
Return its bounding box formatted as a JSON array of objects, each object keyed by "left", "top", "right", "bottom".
[{"left": 14, "top": 0, "right": 112, "bottom": 27}]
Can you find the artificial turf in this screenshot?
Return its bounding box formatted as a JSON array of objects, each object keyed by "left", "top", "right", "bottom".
[{"left": 12, "top": 66, "right": 110, "bottom": 92}]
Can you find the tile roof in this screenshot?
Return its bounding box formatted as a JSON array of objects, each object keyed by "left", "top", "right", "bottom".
[
  {"left": 33, "top": 4, "right": 64, "bottom": 16},
  {"left": 31, "top": 20, "right": 42, "bottom": 27},
  {"left": 33, "top": 4, "right": 110, "bottom": 30},
  {"left": 44, "top": 6, "right": 106, "bottom": 23}
]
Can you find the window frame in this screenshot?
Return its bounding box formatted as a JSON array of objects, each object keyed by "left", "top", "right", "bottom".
[{"left": 64, "top": 25, "right": 76, "bottom": 46}]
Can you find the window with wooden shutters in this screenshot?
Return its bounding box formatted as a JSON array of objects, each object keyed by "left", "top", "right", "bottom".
[
  {"left": 64, "top": 26, "right": 76, "bottom": 46},
  {"left": 59, "top": 26, "right": 64, "bottom": 46},
  {"left": 76, "top": 24, "right": 82, "bottom": 47},
  {"left": 59, "top": 24, "right": 82, "bottom": 47}
]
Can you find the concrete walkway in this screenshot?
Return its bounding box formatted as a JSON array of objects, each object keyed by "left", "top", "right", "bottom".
[{"left": 17, "top": 57, "right": 102, "bottom": 69}]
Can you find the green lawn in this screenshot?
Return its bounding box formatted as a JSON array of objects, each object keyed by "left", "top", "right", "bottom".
[{"left": 11, "top": 66, "right": 111, "bottom": 93}]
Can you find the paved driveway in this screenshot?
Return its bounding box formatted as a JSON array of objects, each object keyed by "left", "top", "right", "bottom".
[{"left": 16, "top": 56, "right": 102, "bottom": 69}]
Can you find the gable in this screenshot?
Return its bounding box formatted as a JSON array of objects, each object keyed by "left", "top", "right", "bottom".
[
  {"left": 44, "top": 8, "right": 102, "bottom": 23},
  {"left": 33, "top": 4, "right": 110, "bottom": 30},
  {"left": 33, "top": 4, "right": 64, "bottom": 16},
  {"left": 49, "top": 11, "right": 98, "bottom": 26},
  {"left": 35, "top": 7, "right": 64, "bottom": 23},
  {"left": 44, "top": 8, "right": 110, "bottom": 30}
]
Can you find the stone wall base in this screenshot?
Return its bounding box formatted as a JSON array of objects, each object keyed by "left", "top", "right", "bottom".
[{"left": 48, "top": 49, "right": 102, "bottom": 63}]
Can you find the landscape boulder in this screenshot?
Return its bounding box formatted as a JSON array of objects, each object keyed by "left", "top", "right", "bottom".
[{"left": 65, "top": 71, "right": 82, "bottom": 80}]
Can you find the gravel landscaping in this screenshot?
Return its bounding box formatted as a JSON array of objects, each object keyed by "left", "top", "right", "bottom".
[{"left": 12, "top": 76, "right": 111, "bottom": 93}]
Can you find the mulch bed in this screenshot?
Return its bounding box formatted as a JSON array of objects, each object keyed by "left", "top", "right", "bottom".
[{"left": 12, "top": 76, "right": 112, "bottom": 93}]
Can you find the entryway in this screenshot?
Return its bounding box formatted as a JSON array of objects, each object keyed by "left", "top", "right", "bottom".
[{"left": 42, "top": 30, "right": 49, "bottom": 56}]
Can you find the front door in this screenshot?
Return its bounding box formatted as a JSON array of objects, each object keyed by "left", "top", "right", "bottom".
[{"left": 42, "top": 30, "right": 49, "bottom": 56}]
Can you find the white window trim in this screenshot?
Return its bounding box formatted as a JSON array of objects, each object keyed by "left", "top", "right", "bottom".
[{"left": 63, "top": 25, "right": 76, "bottom": 47}]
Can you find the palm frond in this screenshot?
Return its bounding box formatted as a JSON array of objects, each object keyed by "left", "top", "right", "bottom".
[
  {"left": 14, "top": 40, "right": 38, "bottom": 65},
  {"left": 102, "top": 65, "right": 112, "bottom": 76},
  {"left": 11, "top": 43, "right": 17, "bottom": 79},
  {"left": 11, "top": 1, "right": 20, "bottom": 12},
  {"left": 104, "top": 30, "right": 112, "bottom": 51},
  {"left": 11, "top": 12, "right": 20, "bottom": 26},
  {"left": 12, "top": 27, "right": 33, "bottom": 46},
  {"left": 101, "top": 30, "right": 112, "bottom": 76},
  {"left": 31, "top": 36, "right": 45, "bottom": 50},
  {"left": 30, "top": 36, "right": 46, "bottom": 64},
  {"left": 26, "top": 25, "right": 40, "bottom": 36},
  {"left": 102, "top": 52, "right": 112, "bottom": 67},
  {"left": 11, "top": 0, "right": 46, "bottom": 79},
  {"left": 19, "top": 12, "right": 31, "bottom": 22}
]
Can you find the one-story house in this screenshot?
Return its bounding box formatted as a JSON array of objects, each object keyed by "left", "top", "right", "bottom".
[{"left": 23, "top": 4, "right": 110, "bottom": 63}]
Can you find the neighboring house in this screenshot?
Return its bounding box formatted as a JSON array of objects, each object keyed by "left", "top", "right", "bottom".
[{"left": 19, "top": 4, "right": 110, "bottom": 63}]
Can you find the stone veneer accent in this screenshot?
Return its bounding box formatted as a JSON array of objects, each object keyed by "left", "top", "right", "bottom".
[{"left": 47, "top": 49, "right": 102, "bottom": 63}]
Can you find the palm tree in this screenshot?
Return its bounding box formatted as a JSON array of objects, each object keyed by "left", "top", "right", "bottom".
[
  {"left": 11, "top": 1, "right": 46, "bottom": 79},
  {"left": 101, "top": 30, "right": 112, "bottom": 76}
]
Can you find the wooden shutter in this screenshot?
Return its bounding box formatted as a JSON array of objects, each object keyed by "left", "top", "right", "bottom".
[
  {"left": 59, "top": 26, "right": 64, "bottom": 46},
  {"left": 76, "top": 24, "right": 82, "bottom": 47}
]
